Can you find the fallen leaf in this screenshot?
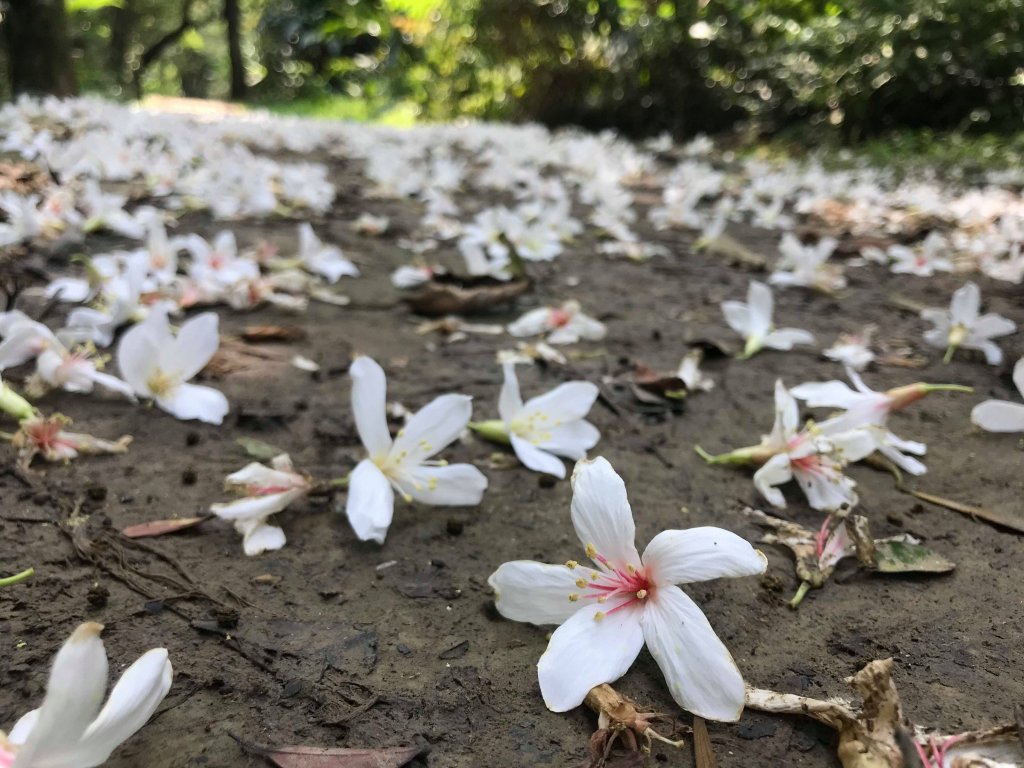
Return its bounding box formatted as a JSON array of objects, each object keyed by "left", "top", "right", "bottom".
[
  {"left": 873, "top": 537, "right": 955, "bottom": 574},
  {"left": 237, "top": 437, "right": 284, "bottom": 460},
  {"left": 243, "top": 325, "right": 308, "bottom": 343},
  {"left": 121, "top": 515, "right": 210, "bottom": 538},
  {"left": 696, "top": 233, "right": 767, "bottom": 270},
  {"left": 401, "top": 274, "right": 531, "bottom": 317},
  {"left": 229, "top": 733, "right": 422, "bottom": 768},
  {"left": 906, "top": 489, "right": 1024, "bottom": 535}
]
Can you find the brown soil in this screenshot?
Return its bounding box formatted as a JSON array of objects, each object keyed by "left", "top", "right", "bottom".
[{"left": 1, "top": 151, "right": 1023, "bottom": 768}]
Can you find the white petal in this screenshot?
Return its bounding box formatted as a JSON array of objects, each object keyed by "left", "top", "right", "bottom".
[
  {"left": 395, "top": 462, "right": 488, "bottom": 505},
  {"left": 498, "top": 362, "right": 523, "bottom": 423},
  {"left": 115, "top": 319, "right": 161, "bottom": 395},
  {"left": 519, "top": 381, "right": 599, "bottom": 425},
  {"left": 794, "top": 460, "right": 857, "bottom": 511},
  {"left": 390, "top": 393, "right": 472, "bottom": 464},
  {"left": 73, "top": 648, "right": 173, "bottom": 766},
  {"left": 508, "top": 308, "right": 551, "bottom": 337},
  {"left": 753, "top": 452, "right": 791, "bottom": 508},
  {"left": 789, "top": 380, "right": 864, "bottom": 410},
  {"left": 642, "top": 528, "right": 766, "bottom": 585},
  {"left": 972, "top": 400, "right": 1024, "bottom": 432},
  {"left": 763, "top": 328, "right": 814, "bottom": 350},
  {"left": 829, "top": 428, "right": 879, "bottom": 463},
  {"left": 211, "top": 490, "right": 301, "bottom": 522},
  {"left": 976, "top": 340, "right": 1005, "bottom": 366},
  {"left": 950, "top": 281, "right": 980, "bottom": 326},
  {"left": 720, "top": 300, "right": 751, "bottom": 336},
  {"left": 0, "top": 323, "right": 57, "bottom": 370},
  {"left": 240, "top": 522, "right": 287, "bottom": 555},
  {"left": 345, "top": 459, "right": 394, "bottom": 544},
  {"left": 87, "top": 369, "right": 137, "bottom": 400},
  {"left": 973, "top": 313, "right": 1017, "bottom": 339},
  {"left": 8, "top": 708, "right": 39, "bottom": 745},
  {"left": 537, "top": 601, "right": 645, "bottom": 712},
  {"left": 1013, "top": 358, "right": 1024, "bottom": 399},
  {"left": 13, "top": 623, "right": 109, "bottom": 768},
  {"left": 746, "top": 280, "right": 773, "bottom": 339},
  {"left": 156, "top": 383, "right": 229, "bottom": 424},
  {"left": 641, "top": 585, "right": 746, "bottom": 721},
  {"left": 349, "top": 356, "right": 392, "bottom": 458},
  {"left": 768, "top": 379, "right": 799, "bottom": 445},
  {"left": 877, "top": 445, "right": 928, "bottom": 476},
  {"left": 511, "top": 434, "right": 568, "bottom": 478},
  {"left": 488, "top": 561, "right": 583, "bottom": 625},
  {"left": 534, "top": 420, "right": 600, "bottom": 459},
  {"left": 570, "top": 457, "right": 641, "bottom": 569},
  {"left": 563, "top": 314, "right": 606, "bottom": 341},
  {"left": 164, "top": 312, "right": 219, "bottom": 381}
]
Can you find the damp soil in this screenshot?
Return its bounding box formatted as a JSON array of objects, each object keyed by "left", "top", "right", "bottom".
[{"left": 1, "top": 148, "right": 1023, "bottom": 768}]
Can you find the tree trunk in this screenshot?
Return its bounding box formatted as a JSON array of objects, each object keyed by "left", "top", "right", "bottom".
[
  {"left": 3, "top": 0, "right": 77, "bottom": 97},
  {"left": 224, "top": 0, "right": 246, "bottom": 100},
  {"left": 108, "top": 0, "right": 136, "bottom": 88}
]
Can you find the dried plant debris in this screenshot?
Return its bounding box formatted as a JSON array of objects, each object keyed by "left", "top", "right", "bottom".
[
  {"left": 742, "top": 507, "right": 953, "bottom": 608},
  {"left": 745, "top": 658, "right": 1023, "bottom": 768},
  {"left": 401, "top": 274, "right": 531, "bottom": 317},
  {"left": 579, "top": 684, "right": 687, "bottom": 768}
]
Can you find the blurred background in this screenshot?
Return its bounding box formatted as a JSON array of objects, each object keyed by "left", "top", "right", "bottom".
[{"left": 1, "top": 0, "right": 1023, "bottom": 142}]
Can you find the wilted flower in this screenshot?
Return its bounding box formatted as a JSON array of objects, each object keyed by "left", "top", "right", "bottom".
[
  {"left": 721, "top": 280, "right": 815, "bottom": 359},
  {"left": 824, "top": 326, "right": 876, "bottom": 371},
  {"left": 12, "top": 414, "right": 131, "bottom": 466},
  {"left": 345, "top": 356, "right": 488, "bottom": 543},
  {"left": 471, "top": 362, "right": 600, "bottom": 478},
  {"left": 489, "top": 457, "right": 766, "bottom": 720},
  {"left": 0, "top": 622, "right": 171, "bottom": 768},
  {"left": 921, "top": 281, "right": 1016, "bottom": 364},
  {"left": 211, "top": 453, "right": 311, "bottom": 555}
]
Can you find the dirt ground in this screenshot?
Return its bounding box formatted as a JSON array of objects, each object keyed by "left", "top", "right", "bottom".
[{"left": 1, "top": 147, "right": 1023, "bottom": 768}]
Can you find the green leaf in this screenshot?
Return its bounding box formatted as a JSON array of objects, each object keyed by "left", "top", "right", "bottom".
[
  {"left": 66, "top": 0, "right": 123, "bottom": 12},
  {"left": 874, "top": 538, "right": 955, "bottom": 574},
  {"left": 236, "top": 437, "right": 284, "bottom": 461}
]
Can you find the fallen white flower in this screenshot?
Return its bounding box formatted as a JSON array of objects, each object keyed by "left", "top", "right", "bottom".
[
  {"left": 972, "top": 357, "right": 1024, "bottom": 432},
  {"left": 488, "top": 457, "right": 766, "bottom": 720},
  {"left": 508, "top": 300, "right": 606, "bottom": 345},
  {"left": 721, "top": 280, "right": 814, "bottom": 359},
  {"left": 921, "top": 281, "right": 1016, "bottom": 364}
]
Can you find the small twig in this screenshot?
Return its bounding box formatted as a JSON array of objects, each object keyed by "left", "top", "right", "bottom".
[{"left": 692, "top": 716, "right": 718, "bottom": 768}]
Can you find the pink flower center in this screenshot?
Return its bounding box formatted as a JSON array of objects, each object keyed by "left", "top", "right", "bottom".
[
  {"left": 26, "top": 420, "right": 74, "bottom": 452},
  {"left": 248, "top": 484, "right": 291, "bottom": 497},
  {"left": 550, "top": 308, "right": 571, "bottom": 328},
  {"left": 913, "top": 733, "right": 965, "bottom": 767},
  {"left": 569, "top": 547, "right": 652, "bottom": 618}
]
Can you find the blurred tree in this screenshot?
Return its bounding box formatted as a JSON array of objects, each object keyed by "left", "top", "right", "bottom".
[
  {"left": 3, "top": 0, "right": 77, "bottom": 96},
  {"left": 224, "top": 0, "right": 246, "bottom": 98}
]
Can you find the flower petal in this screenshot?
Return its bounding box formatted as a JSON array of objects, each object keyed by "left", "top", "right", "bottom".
[
  {"left": 972, "top": 313, "right": 1017, "bottom": 339},
  {"left": 498, "top": 362, "right": 523, "bottom": 423},
  {"left": 720, "top": 300, "right": 750, "bottom": 337},
  {"left": 115, "top": 319, "right": 162, "bottom": 396},
  {"left": 534, "top": 420, "right": 600, "bottom": 460},
  {"left": 753, "top": 452, "right": 791, "bottom": 508},
  {"left": 349, "top": 356, "right": 392, "bottom": 458},
  {"left": 211, "top": 490, "right": 302, "bottom": 523},
  {"left": 511, "top": 434, "right": 567, "bottom": 478},
  {"left": 163, "top": 312, "right": 220, "bottom": 381},
  {"left": 396, "top": 462, "right": 488, "bottom": 506},
  {"left": 345, "top": 459, "right": 395, "bottom": 544},
  {"left": 950, "top": 281, "right": 980, "bottom": 326},
  {"left": 767, "top": 379, "right": 799, "bottom": 446},
  {"left": 641, "top": 585, "right": 746, "bottom": 722},
  {"left": 971, "top": 400, "right": 1024, "bottom": 433},
  {"left": 1013, "top": 358, "right": 1024, "bottom": 399},
  {"left": 240, "top": 521, "right": 287, "bottom": 556},
  {"left": 520, "top": 381, "right": 599, "bottom": 425},
  {"left": 790, "top": 380, "right": 866, "bottom": 410},
  {"left": 762, "top": 328, "right": 814, "bottom": 350},
  {"left": 537, "top": 601, "right": 644, "bottom": 712},
  {"left": 156, "top": 383, "right": 229, "bottom": 424},
  {"left": 488, "top": 561, "right": 582, "bottom": 625},
  {"left": 746, "top": 280, "right": 773, "bottom": 340},
  {"left": 73, "top": 648, "right": 173, "bottom": 766},
  {"left": 508, "top": 308, "right": 551, "bottom": 338},
  {"left": 390, "top": 393, "right": 472, "bottom": 464},
  {"left": 643, "top": 528, "right": 767, "bottom": 585},
  {"left": 13, "top": 623, "right": 109, "bottom": 768},
  {"left": 570, "top": 457, "right": 641, "bottom": 569}
]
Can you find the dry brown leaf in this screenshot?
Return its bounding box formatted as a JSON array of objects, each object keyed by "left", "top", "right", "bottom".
[
  {"left": 230, "top": 733, "right": 422, "bottom": 768},
  {"left": 401, "top": 275, "right": 531, "bottom": 317},
  {"left": 242, "top": 325, "right": 308, "bottom": 343},
  {"left": 121, "top": 515, "right": 210, "bottom": 538}
]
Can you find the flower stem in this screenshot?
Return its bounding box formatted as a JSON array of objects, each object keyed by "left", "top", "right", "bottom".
[
  {"left": 942, "top": 345, "right": 957, "bottom": 364},
  {"left": 922, "top": 383, "right": 973, "bottom": 394},
  {"left": 694, "top": 444, "right": 762, "bottom": 465},
  {"left": 788, "top": 581, "right": 811, "bottom": 609},
  {"left": 0, "top": 567, "right": 34, "bottom": 587},
  {"left": 468, "top": 420, "right": 511, "bottom": 445}
]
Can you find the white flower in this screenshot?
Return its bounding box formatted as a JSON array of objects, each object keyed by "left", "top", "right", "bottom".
[
  {"left": 824, "top": 327, "right": 875, "bottom": 371},
  {"left": 390, "top": 264, "right": 434, "bottom": 289},
  {"left": 296, "top": 223, "right": 358, "bottom": 283},
  {"left": 676, "top": 349, "right": 715, "bottom": 392},
  {"left": 211, "top": 454, "right": 311, "bottom": 555},
  {"left": 184, "top": 231, "right": 259, "bottom": 293},
  {"left": 474, "top": 362, "right": 599, "bottom": 478},
  {"left": 345, "top": 356, "right": 488, "bottom": 543},
  {"left": 769, "top": 234, "right": 845, "bottom": 292},
  {"left": 352, "top": 213, "right": 390, "bottom": 235},
  {"left": 887, "top": 232, "right": 953, "bottom": 276},
  {"left": 1, "top": 622, "right": 171, "bottom": 768},
  {"left": 921, "top": 281, "right": 1016, "bottom": 364},
  {"left": 488, "top": 457, "right": 766, "bottom": 720},
  {"left": 59, "top": 255, "right": 149, "bottom": 348},
  {"left": 117, "top": 308, "right": 228, "bottom": 424},
  {"left": 0, "top": 193, "right": 42, "bottom": 246},
  {"left": 721, "top": 280, "right": 814, "bottom": 359},
  {"left": 972, "top": 357, "right": 1024, "bottom": 433},
  {"left": 507, "top": 300, "right": 606, "bottom": 345}
]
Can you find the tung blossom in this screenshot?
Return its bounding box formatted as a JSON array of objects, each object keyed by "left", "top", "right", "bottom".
[
  {"left": 117, "top": 308, "right": 228, "bottom": 424},
  {"left": 769, "top": 233, "right": 845, "bottom": 293},
  {"left": 345, "top": 356, "right": 488, "bottom": 543},
  {"left": 0, "top": 622, "right": 171, "bottom": 768},
  {"left": 296, "top": 223, "right": 358, "bottom": 283},
  {"left": 13, "top": 414, "right": 131, "bottom": 467},
  {"left": 488, "top": 457, "right": 766, "bottom": 720},
  {"left": 824, "top": 326, "right": 876, "bottom": 371},
  {"left": 921, "top": 281, "right": 1016, "bottom": 364},
  {"left": 472, "top": 362, "right": 600, "bottom": 478},
  {"left": 211, "top": 454, "right": 311, "bottom": 555},
  {"left": 721, "top": 280, "right": 814, "bottom": 359},
  {"left": 508, "top": 300, "right": 606, "bottom": 345},
  {"left": 971, "top": 357, "right": 1024, "bottom": 432}
]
